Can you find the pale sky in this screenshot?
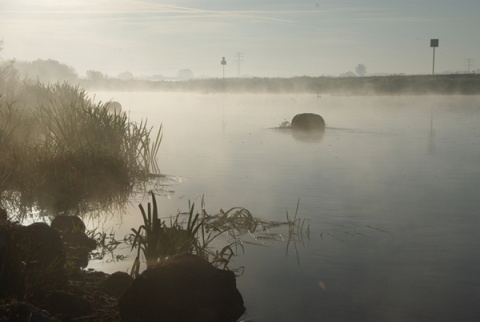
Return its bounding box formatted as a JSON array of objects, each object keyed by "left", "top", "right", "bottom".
[{"left": 1, "top": 0, "right": 479, "bottom": 78}]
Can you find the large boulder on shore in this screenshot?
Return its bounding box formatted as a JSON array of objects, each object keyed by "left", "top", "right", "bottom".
[
  {"left": 51, "top": 216, "right": 96, "bottom": 269},
  {"left": 119, "top": 254, "right": 246, "bottom": 322},
  {"left": 291, "top": 113, "right": 325, "bottom": 132},
  {"left": 51, "top": 215, "right": 96, "bottom": 249},
  {"left": 47, "top": 290, "right": 93, "bottom": 318},
  {"left": 17, "top": 223, "right": 66, "bottom": 286},
  {"left": 0, "top": 222, "right": 67, "bottom": 295},
  {"left": 103, "top": 271, "right": 133, "bottom": 298},
  {"left": 2, "top": 302, "right": 52, "bottom": 322}
]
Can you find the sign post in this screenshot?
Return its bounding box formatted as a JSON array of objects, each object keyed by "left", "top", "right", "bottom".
[
  {"left": 221, "top": 57, "right": 227, "bottom": 79},
  {"left": 430, "top": 39, "right": 439, "bottom": 75}
]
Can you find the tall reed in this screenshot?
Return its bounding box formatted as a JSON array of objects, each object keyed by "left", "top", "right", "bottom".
[{"left": 0, "top": 81, "right": 162, "bottom": 215}]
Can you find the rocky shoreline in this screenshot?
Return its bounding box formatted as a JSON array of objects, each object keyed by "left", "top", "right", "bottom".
[
  {"left": 1, "top": 269, "right": 124, "bottom": 321},
  {"left": 0, "top": 212, "right": 245, "bottom": 322},
  {"left": 0, "top": 212, "right": 128, "bottom": 321}
]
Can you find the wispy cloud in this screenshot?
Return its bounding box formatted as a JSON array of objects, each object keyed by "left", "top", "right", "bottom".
[{"left": 3, "top": 0, "right": 476, "bottom": 76}]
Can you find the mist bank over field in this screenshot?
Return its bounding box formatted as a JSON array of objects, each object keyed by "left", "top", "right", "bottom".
[
  {"left": 79, "top": 74, "right": 480, "bottom": 95},
  {"left": 2, "top": 58, "right": 479, "bottom": 95}
]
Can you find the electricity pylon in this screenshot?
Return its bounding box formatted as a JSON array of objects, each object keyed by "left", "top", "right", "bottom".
[{"left": 233, "top": 52, "right": 245, "bottom": 78}]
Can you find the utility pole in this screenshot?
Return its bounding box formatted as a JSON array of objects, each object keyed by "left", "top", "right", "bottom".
[
  {"left": 233, "top": 52, "right": 245, "bottom": 78},
  {"left": 430, "top": 39, "right": 439, "bottom": 75},
  {"left": 464, "top": 58, "right": 475, "bottom": 73}
]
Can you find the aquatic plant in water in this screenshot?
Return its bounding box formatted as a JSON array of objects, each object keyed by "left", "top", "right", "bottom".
[
  {"left": 127, "top": 192, "right": 310, "bottom": 277},
  {"left": 128, "top": 191, "right": 237, "bottom": 276},
  {"left": 87, "top": 227, "right": 124, "bottom": 262},
  {"left": 278, "top": 119, "right": 291, "bottom": 129}
]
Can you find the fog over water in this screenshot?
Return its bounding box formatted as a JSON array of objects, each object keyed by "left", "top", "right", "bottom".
[{"left": 88, "top": 92, "right": 480, "bottom": 322}]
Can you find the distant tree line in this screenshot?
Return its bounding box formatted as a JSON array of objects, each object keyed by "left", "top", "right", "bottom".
[
  {"left": 14, "top": 59, "right": 77, "bottom": 83},
  {"left": 77, "top": 74, "right": 480, "bottom": 95},
  {"left": 1, "top": 53, "right": 479, "bottom": 95}
]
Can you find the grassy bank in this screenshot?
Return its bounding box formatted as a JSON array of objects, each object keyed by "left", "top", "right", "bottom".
[{"left": 79, "top": 74, "right": 480, "bottom": 95}]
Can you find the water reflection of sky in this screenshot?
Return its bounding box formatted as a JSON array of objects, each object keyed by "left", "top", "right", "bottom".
[{"left": 90, "top": 92, "right": 480, "bottom": 321}]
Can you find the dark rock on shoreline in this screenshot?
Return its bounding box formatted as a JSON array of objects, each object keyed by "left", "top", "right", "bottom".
[
  {"left": 16, "top": 223, "right": 67, "bottom": 288},
  {"left": 3, "top": 302, "right": 52, "bottom": 322},
  {"left": 1, "top": 214, "right": 125, "bottom": 321},
  {"left": 103, "top": 272, "right": 133, "bottom": 298},
  {"left": 47, "top": 290, "right": 93, "bottom": 318},
  {"left": 119, "top": 253, "right": 245, "bottom": 322},
  {"left": 1, "top": 269, "right": 120, "bottom": 321},
  {"left": 51, "top": 215, "right": 96, "bottom": 269},
  {"left": 51, "top": 215, "right": 96, "bottom": 251},
  {"left": 1, "top": 217, "right": 246, "bottom": 322}
]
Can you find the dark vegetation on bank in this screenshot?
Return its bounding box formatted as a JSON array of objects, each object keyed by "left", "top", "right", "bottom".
[
  {"left": 0, "top": 60, "right": 165, "bottom": 320},
  {"left": 78, "top": 74, "right": 480, "bottom": 95}
]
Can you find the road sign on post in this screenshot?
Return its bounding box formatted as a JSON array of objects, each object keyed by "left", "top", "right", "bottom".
[
  {"left": 430, "top": 39, "right": 439, "bottom": 75},
  {"left": 221, "top": 57, "right": 227, "bottom": 79}
]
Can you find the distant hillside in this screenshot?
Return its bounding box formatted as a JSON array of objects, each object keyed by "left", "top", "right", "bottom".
[{"left": 80, "top": 74, "right": 480, "bottom": 95}]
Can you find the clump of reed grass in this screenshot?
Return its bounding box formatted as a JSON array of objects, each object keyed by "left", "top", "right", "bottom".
[
  {"left": 127, "top": 192, "right": 310, "bottom": 276},
  {"left": 277, "top": 119, "right": 291, "bottom": 129},
  {"left": 128, "top": 192, "right": 229, "bottom": 276},
  {"left": 0, "top": 81, "right": 162, "bottom": 216}
]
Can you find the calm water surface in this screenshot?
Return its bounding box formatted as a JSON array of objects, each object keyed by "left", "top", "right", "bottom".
[{"left": 89, "top": 92, "right": 480, "bottom": 322}]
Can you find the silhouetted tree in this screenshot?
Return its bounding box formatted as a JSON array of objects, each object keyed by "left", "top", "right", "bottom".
[
  {"left": 118, "top": 71, "right": 134, "bottom": 80},
  {"left": 86, "top": 70, "right": 106, "bottom": 81},
  {"left": 356, "top": 64, "right": 367, "bottom": 76},
  {"left": 177, "top": 69, "right": 194, "bottom": 80},
  {"left": 15, "top": 59, "right": 77, "bottom": 83}
]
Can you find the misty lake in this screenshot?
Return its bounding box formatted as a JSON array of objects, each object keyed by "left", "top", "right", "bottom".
[{"left": 87, "top": 92, "right": 480, "bottom": 322}]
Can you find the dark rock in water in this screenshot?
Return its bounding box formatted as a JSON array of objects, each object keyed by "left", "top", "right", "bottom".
[
  {"left": 291, "top": 113, "right": 325, "bottom": 132},
  {"left": 47, "top": 290, "right": 93, "bottom": 318},
  {"left": 103, "top": 271, "right": 133, "bottom": 297},
  {"left": 119, "top": 254, "right": 246, "bottom": 322},
  {"left": 51, "top": 215, "right": 86, "bottom": 234}
]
